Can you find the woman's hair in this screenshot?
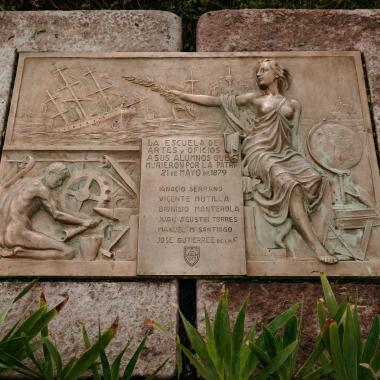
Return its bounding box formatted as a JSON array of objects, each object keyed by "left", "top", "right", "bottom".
[{"left": 256, "top": 58, "right": 291, "bottom": 93}]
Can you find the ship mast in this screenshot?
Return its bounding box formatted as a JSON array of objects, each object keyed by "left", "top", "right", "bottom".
[
  {"left": 83, "top": 66, "right": 113, "bottom": 112},
  {"left": 44, "top": 90, "right": 70, "bottom": 125},
  {"left": 185, "top": 70, "right": 199, "bottom": 94},
  {"left": 53, "top": 65, "right": 89, "bottom": 119}
]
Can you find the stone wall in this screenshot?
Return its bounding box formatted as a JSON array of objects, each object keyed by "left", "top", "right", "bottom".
[
  {"left": 197, "top": 9, "right": 380, "bottom": 146},
  {"left": 1, "top": 8, "right": 380, "bottom": 379},
  {"left": 0, "top": 10, "right": 182, "bottom": 378},
  {"left": 196, "top": 8, "right": 380, "bottom": 364}
]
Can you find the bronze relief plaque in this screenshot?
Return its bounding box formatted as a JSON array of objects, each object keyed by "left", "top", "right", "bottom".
[{"left": 1, "top": 52, "right": 380, "bottom": 276}]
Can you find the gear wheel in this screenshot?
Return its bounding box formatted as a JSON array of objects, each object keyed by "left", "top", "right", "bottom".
[{"left": 63, "top": 169, "right": 111, "bottom": 213}]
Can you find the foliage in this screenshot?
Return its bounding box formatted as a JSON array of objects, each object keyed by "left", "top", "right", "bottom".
[
  {"left": 0, "top": 0, "right": 379, "bottom": 50},
  {"left": 82, "top": 323, "right": 169, "bottom": 380},
  {"left": 313, "top": 274, "right": 380, "bottom": 380},
  {"left": 0, "top": 286, "right": 117, "bottom": 380},
  {"left": 0, "top": 281, "right": 161, "bottom": 379},
  {"left": 163, "top": 276, "right": 380, "bottom": 380},
  {"left": 0, "top": 280, "right": 69, "bottom": 378},
  {"left": 156, "top": 289, "right": 329, "bottom": 379}
]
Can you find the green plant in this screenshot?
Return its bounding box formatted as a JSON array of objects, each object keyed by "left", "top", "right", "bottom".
[
  {"left": 0, "top": 281, "right": 70, "bottom": 378},
  {"left": 166, "top": 277, "right": 375, "bottom": 380},
  {"left": 250, "top": 309, "right": 335, "bottom": 380},
  {"left": 156, "top": 290, "right": 313, "bottom": 380},
  {"left": 7, "top": 290, "right": 118, "bottom": 380},
  {"left": 312, "top": 274, "right": 380, "bottom": 380},
  {"left": 82, "top": 323, "right": 169, "bottom": 380}
]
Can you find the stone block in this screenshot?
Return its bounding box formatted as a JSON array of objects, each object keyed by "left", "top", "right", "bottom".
[
  {"left": 197, "top": 280, "right": 380, "bottom": 363},
  {"left": 0, "top": 10, "right": 182, "bottom": 137},
  {"left": 0, "top": 281, "right": 178, "bottom": 378},
  {"left": 0, "top": 11, "right": 181, "bottom": 377},
  {"left": 197, "top": 9, "right": 380, "bottom": 143}
]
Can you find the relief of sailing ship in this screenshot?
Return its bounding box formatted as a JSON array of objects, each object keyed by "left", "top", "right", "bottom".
[
  {"left": 12, "top": 66, "right": 224, "bottom": 146},
  {"left": 47, "top": 65, "right": 140, "bottom": 133},
  {"left": 15, "top": 64, "right": 140, "bottom": 138}
]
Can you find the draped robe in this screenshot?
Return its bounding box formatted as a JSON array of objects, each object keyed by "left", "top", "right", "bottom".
[{"left": 221, "top": 94, "right": 323, "bottom": 227}]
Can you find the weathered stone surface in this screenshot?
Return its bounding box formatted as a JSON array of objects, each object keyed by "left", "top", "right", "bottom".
[
  {"left": 138, "top": 136, "right": 246, "bottom": 276},
  {"left": 0, "top": 281, "right": 178, "bottom": 378},
  {"left": 197, "top": 9, "right": 380, "bottom": 143},
  {"left": 0, "top": 10, "right": 182, "bottom": 137},
  {"left": 197, "top": 280, "right": 380, "bottom": 363},
  {"left": 0, "top": 13, "right": 181, "bottom": 376}
]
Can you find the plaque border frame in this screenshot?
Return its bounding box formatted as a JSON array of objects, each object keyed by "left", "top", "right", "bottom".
[{"left": 1, "top": 51, "right": 379, "bottom": 277}]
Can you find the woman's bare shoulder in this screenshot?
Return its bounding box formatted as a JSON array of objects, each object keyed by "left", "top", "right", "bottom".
[
  {"left": 236, "top": 90, "right": 263, "bottom": 105},
  {"left": 288, "top": 98, "right": 301, "bottom": 110}
]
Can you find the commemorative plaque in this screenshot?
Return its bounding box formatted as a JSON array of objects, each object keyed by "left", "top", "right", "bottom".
[
  {"left": 1, "top": 52, "right": 380, "bottom": 276},
  {"left": 138, "top": 136, "right": 245, "bottom": 275}
]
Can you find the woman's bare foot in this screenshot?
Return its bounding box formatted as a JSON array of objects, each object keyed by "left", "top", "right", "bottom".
[
  {"left": 319, "top": 255, "right": 338, "bottom": 264},
  {"left": 315, "top": 246, "right": 338, "bottom": 264}
]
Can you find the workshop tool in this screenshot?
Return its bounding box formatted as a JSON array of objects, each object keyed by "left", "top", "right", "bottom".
[
  {"left": 101, "top": 155, "right": 138, "bottom": 197},
  {"left": 100, "top": 224, "right": 130, "bottom": 258},
  {"left": 94, "top": 207, "right": 138, "bottom": 221}
]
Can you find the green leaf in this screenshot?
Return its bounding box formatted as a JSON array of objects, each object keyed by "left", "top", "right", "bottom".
[
  {"left": 178, "top": 343, "right": 215, "bottom": 380},
  {"left": 176, "top": 335, "right": 182, "bottom": 380},
  {"left": 0, "top": 319, "right": 21, "bottom": 343},
  {"left": 254, "top": 340, "right": 298, "bottom": 380},
  {"left": 62, "top": 357, "right": 76, "bottom": 377},
  {"left": 353, "top": 303, "right": 363, "bottom": 358},
  {"left": 334, "top": 300, "right": 349, "bottom": 326},
  {"left": 13, "top": 280, "right": 38, "bottom": 303},
  {"left": 25, "top": 296, "right": 68, "bottom": 339},
  {"left": 255, "top": 304, "right": 298, "bottom": 351},
  {"left": 343, "top": 306, "right": 358, "bottom": 380},
  {"left": 264, "top": 304, "right": 298, "bottom": 336},
  {"left": 240, "top": 323, "right": 258, "bottom": 379},
  {"left": 179, "top": 309, "right": 218, "bottom": 378},
  {"left": 110, "top": 339, "right": 130, "bottom": 380},
  {"left": 263, "top": 327, "right": 277, "bottom": 358},
  {"left": 0, "top": 349, "right": 40, "bottom": 378},
  {"left": 230, "top": 297, "right": 248, "bottom": 378},
  {"left": 145, "top": 357, "right": 170, "bottom": 380},
  {"left": 296, "top": 338, "right": 325, "bottom": 377},
  {"left": 213, "top": 291, "right": 231, "bottom": 375},
  {"left": 22, "top": 334, "right": 44, "bottom": 376},
  {"left": 63, "top": 317, "right": 118, "bottom": 380},
  {"left": 370, "top": 350, "right": 380, "bottom": 373},
  {"left": 0, "top": 280, "right": 38, "bottom": 329},
  {"left": 362, "top": 316, "right": 379, "bottom": 364},
  {"left": 99, "top": 342, "right": 111, "bottom": 380},
  {"left": 283, "top": 315, "right": 299, "bottom": 378},
  {"left": 329, "top": 322, "right": 348, "bottom": 380},
  {"left": 40, "top": 294, "right": 53, "bottom": 380},
  {"left": 11, "top": 307, "right": 46, "bottom": 339},
  {"left": 81, "top": 323, "right": 101, "bottom": 380},
  {"left": 43, "top": 338, "right": 63, "bottom": 379},
  {"left": 204, "top": 308, "right": 217, "bottom": 365},
  {"left": 122, "top": 336, "right": 147, "bottom": 380},
  {"left": 359, "top": 363, "right": 377, "bottom": 380},
  {"left": 249, "top": 341, "right": 270, "bottom": 366},
  {"left": 321, "top": 274, "right": 338, "bottom": 317},
  {"left": 302, "top": 362, "right": 334, "bottom": 380}
]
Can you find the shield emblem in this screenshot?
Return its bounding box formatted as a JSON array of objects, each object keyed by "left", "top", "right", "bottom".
[{"left": 184, "top": 246, "right": 200, "bottom": 267}]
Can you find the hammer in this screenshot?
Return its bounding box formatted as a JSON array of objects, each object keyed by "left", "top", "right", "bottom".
[{"left": 100, "top": 224, "right": 130, "bottom": 258}]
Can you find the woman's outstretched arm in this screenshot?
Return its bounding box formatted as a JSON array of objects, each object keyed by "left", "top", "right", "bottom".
[{"left": 171, "top": 90, "right": 220, "bottom": 107}]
